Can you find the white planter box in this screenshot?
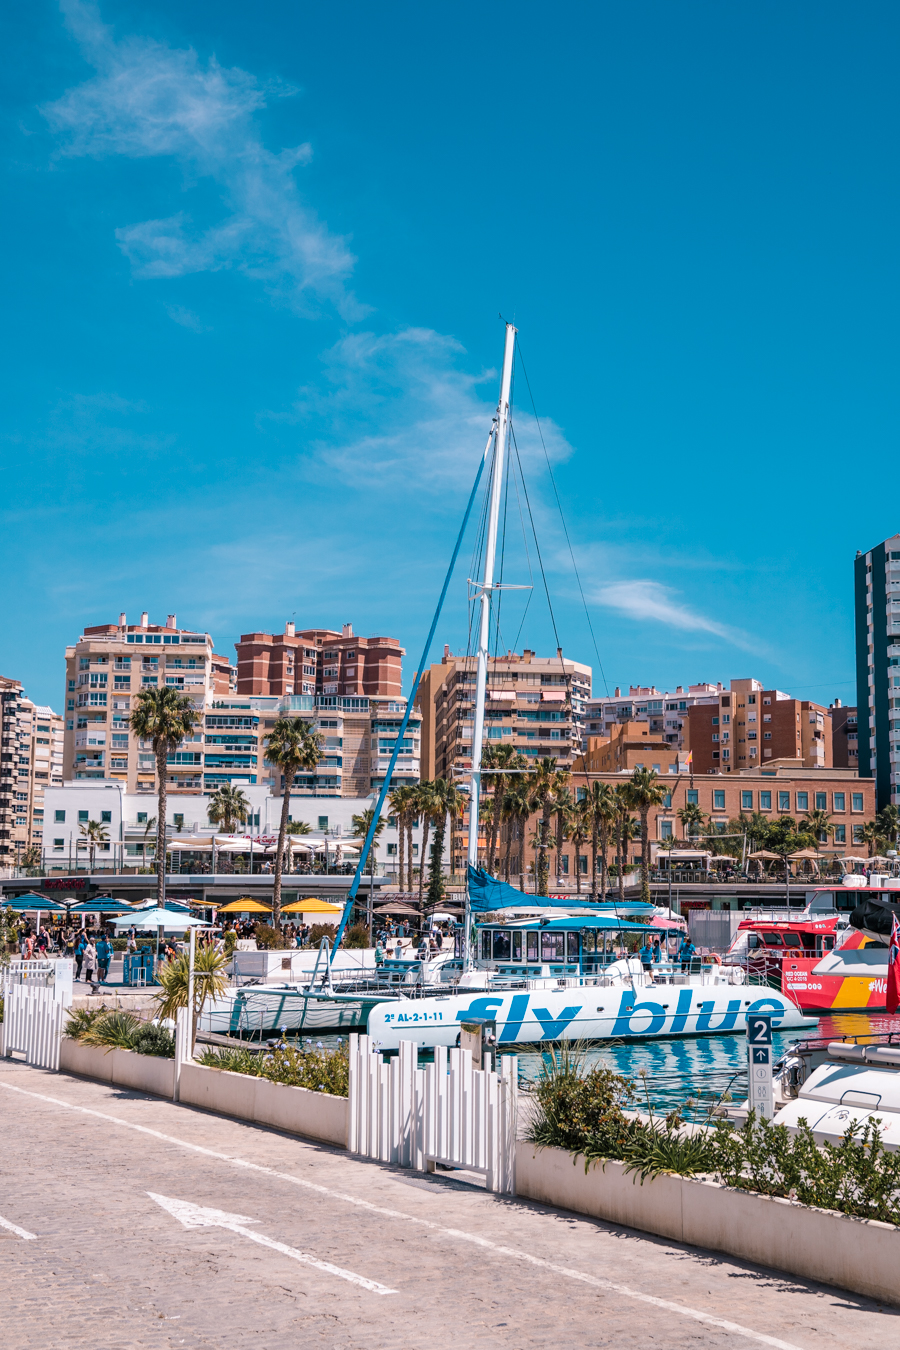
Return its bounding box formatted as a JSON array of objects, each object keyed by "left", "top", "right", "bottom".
[
  {"left": 178, "top": 1062, "right": 348, "bottom": 1147},
  {"left": 516, "top": 1143, "right": 900, "bottom": 1307},
  {"left": 59, "top": 1039, "right": 175, "bottom": 1097}
]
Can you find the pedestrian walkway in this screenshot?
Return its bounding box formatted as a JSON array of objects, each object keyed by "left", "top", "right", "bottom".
[{"left": 0, "top": 1059, "right": 894, "bottom": 1349}]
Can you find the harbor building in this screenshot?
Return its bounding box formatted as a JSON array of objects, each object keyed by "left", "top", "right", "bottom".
[
  {"left": 0, "top": 675, "right": 64, "bottom": 864},
  {"left": 235, "top": 622, "right": 403, "bottom": 699},
  {"left": 854, "top": 534, "right": 900, "bottom": 808},
  {"left": 830, "top": 701, "right": 858, "bottom": 769},
  {"left": 683, "top": 678, "right": 832, "bottom": 774},
  {"left": 63, "top": 613, "right": 236, "bottom": 796},
  {"left": 416, "top": 646, "right": 591, "bottom": 781}
]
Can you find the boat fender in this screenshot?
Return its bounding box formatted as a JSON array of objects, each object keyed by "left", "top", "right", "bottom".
[{"left": 710, "top": 952, "right": 722, "bottom": 965}]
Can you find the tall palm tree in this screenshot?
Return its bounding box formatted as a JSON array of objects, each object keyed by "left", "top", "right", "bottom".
[
  {"left": 79, "top": 819, "right": 109, "bottom": 872},
  {"left": 351, "top": 807, "right": 387, "bottom": 921},
  {"left": 860, "top": 819, "right": 883, "bottom": 858},
  {"left": 264, "top": 716, "right": 323, "bottom": 926},
  {"left": 426, "top": 778, "right": 466, "bottom": 908},
  {"left": 531, "top": 757, "right": 558, "bottom": 896},
  {"left": 501, "top": 780, "right": 535, "bottom": 886},
  {"left": 414, "top": 781, "right": 440, "bottom": 906},
  {"left": 569, "top": 803, "right": 590, "bottom": 896},
  {"left": 208, "top": 784, "right": 250, "bottom": 836},
  {"left": 626, "top": 767, "right": 668, "bottom": 904},
  {"left": 800, "top": 808, "right": 833, "bottom": 869},
  {"left": 130, "top": 687, "right": 200, "bottom": 906},
  {"left": 585, "top": 781, "right": 616, "bottom": 901},
  {"left": 141, "top": 815, "right": 157, "bottom": 871},
  {"left": 553, "top": 784, "right": 574, "bottom": 886},
  {"left": 876, "top": 804, "right": 900, "bottom": 847},
  {"left": 388, "top": 784, "right": 417, "bottom": 891},
  {"left": 677, "top": 802, "right": 706, "bottom": 842},
  {"left": 482, "top": 743, "right": 526, "bottom": 874},
  {"left": 613, "top": 786, "right": 638, "bottom": 904}
]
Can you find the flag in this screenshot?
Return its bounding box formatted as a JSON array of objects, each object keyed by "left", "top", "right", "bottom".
[
  {"left": 887, "top": 912, "right": 900, "bottom": 1015},
  {"left": 683, "top": 751, "right": 693, "bottom": 766}
]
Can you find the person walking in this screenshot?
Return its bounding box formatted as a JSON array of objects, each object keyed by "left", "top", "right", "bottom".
[
  {"left": 639, "top": 938, "right": 656, "bottom": 986},
  {"left": 82, "top": 937, "right": 98, "bottom": 986},
  {"left": 74, "top": 931, "right": 86, "bottom": 981},
  {"left": 678, "top": 936, "right": 696, "bottom": 973},
  {"left": 96, "top": 934, "right": 113, "bottom": 983}
]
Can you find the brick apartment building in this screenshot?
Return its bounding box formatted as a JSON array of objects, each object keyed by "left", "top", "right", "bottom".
[
  {"left": 830, "top": 701, "right": 859, "bottom": 769},
  {"left": 582, "top": 682, "right": 721, "bottom": 751},
  {"left": 63, "top": 613, "right": 236, "bottom": 795},
  {"left": 416, "top": 647, "right": 592, "bottom": 781},
  {"left": 235, "top": 623, "right": 403, "bottom": 699},
  {"left": 577, "top": 721, "right": 689, "bottom": 775},
  {"left": 683, "top": 678, "right": 832, "bottom": 774},
  {"left": 0, "top": 675, "right": 64, "bottom": 862}
]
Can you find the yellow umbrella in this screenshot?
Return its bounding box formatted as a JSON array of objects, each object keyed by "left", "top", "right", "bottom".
[
  {"left": 216, "top": 898, "right": 273, "bottom": 913},
  {"left": 281, "top": 898, "right": 343, "bottom": 915}
]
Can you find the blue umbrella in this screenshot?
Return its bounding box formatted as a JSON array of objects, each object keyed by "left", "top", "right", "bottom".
[
  {"left": 0, "top": 892, "right": 68, "bottom": 912},
  {"left": 69, "top": 897, "right": 134, "bottom": 914}
]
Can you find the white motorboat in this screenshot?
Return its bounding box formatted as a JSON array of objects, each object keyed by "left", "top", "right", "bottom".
[{"left": 772, "top": 1038, "right": 900, "bottom": 1151}]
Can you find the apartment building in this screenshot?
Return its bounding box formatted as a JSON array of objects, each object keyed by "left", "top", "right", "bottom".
[
  {"left": 575, "top": 721, "right": 690, "bottom": 775},
  {"left": 683, "top": 678, "right": 832, "bottom": 774},
  {"left": 854, "top": 535, "right": 900, "bottom": 808},
  {"left": 235, "top": 622, "right": 403, "bottom": 699},
  {"left": 0, "top": 676, "right": 64, "bottom": 862},
  {"left": 582, "top": 683, "right": 720, "bottom": 751},
  {"left": 416, "top": 647, "right": 592, "bottom": 781},
  {"left": 830, "top": 701, "right": 859, "bottom": 770},
  {"left": 496, "top": 765, "right": 874, "bottom": 883},
  {"left": 63, "top": 613, "right": 235, "bottom": 795}
]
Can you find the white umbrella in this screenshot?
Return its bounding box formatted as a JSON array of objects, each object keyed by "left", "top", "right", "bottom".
[{"left": 111, "top": 908, "right": 213, "bottom": 931}]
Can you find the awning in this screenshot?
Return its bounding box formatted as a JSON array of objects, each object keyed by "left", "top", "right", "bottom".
[
  {"left": 487, "top": 689, "right": 516, "bottom": 700},
  {"left": 541, "top": 691, "right": 566, "bottom": 701},
  {"left": 0, "top": 892, "right": 68, "bottom": 912},
  {"left": 215, "top": 898, "right": 272, "bottom": 913},
  {"left": 281, "top": 899, "right": 343, "bottom": 915},
  {"left": 374, "top": 902, "right": 421, "bottom": 916},
  {"left": 749, "top": 850, "right": 782, "bottom": 860},
  {"left": 111, "top": 908, "right": 214, "bottom": 930},
  {"left": 69, "top": 897, "right": 135, "bottom": 914}
]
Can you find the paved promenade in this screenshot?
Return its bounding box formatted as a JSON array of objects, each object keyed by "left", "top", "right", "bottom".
[{"left": 0, "top": 1059, "right": 895, "bottom": 1350}]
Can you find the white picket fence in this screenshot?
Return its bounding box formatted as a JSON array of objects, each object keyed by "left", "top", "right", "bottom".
[
  {"left": 348, "top": 1036, "right": 517, "bottom": 1193},
  {"left": 1, "top": 983, "right": 69, "bottom": 1070}
]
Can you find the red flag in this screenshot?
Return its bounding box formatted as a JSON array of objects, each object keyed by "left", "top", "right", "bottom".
[{"left": 887, "top": 912, "right": 900, "bottom": 1015}]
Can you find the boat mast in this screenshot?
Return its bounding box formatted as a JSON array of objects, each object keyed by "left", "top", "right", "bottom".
[{"left": 465, "top": 323, "right": 516, "bottom": 931}]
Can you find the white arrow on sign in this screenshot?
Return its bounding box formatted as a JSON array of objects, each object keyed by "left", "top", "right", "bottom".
[
  {"left": 0, "top": 1213, "right": 37, "bottom": 1241},
  {"left": 147, "top": 1193, "right": 395, "bottom": 1296}
]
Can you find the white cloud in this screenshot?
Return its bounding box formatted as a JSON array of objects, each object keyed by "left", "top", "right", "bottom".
[
  {"left": 593, "top": 579, "right": 761, "bottom": 653},
  {"left": 44, "top": 1, "right": 362, "bottom": 315},
  {"left": 165, "top": 302, "right": 208, "bottom": 332}
]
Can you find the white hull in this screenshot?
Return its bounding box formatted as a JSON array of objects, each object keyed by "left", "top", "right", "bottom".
[
  {"left": 199, "top": 986, "right": 398, "bottom": 1036},
  {"left": 367, "top": 982, "right": 815, "bottom": 1050}
]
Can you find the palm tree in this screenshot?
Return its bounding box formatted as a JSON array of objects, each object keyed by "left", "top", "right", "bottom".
[
  {"left": 626, "top": 768, "right": 668, "bottom": 904},
  {"left": 388, "top": 784, "right": 417, "bottom": 890},
  {"left": 264, "top": 716, "right": 323, "bottom": 926},
  {"left": 501, "top": 780, "right": 535, "bottom": 886},
  {"left": 154, "top": 944, "right": 230, "bottom": 1049},
  {"left": 285, "top": 820, "right": 312, "bottom": 834},
  {"left": 800, "top": 808, "right": 833, "bottom": 869},
  {"left": 351, "top": 807, "right": 387, "bottom": 921},
  {"left": 413, "top": 781, "right": 440, "bottom": 905},
  {"left": 553, "top": 784, "right": 574, "bottom": 886},
  {"left": 860, "top": 819, "right": 883, "bottom": 858},
  {"left": 426, "top": 779, "right": 466, "bottom": 908},
  {"left": 483, "top": 743, "right": 526, "bottom": 874},
  {"left": 79, "top": 819, "right": 109, "bottom": 872},
  {"left": 613, "top": 787, "right": 639, "bottom": 903},
  {"left": 531, "top": 757, "right": 558, "bottom": 896},
  {"left": 677, "top": 802, "right": 706, "bottom": 842},
  {"left": 876, "top": 804, "right": 900, "bottom": 847},
  {"left": 130, "top": 687, "right": 200, "bottom": 906},
  {"left": 140, "top": 815, "right": 157, "bottom": 872},
  {"left": 584, "top": 781, "right": 616, "bottom": 901},
  {"left": 569, "top": 803, "right": 590, "bottom": 895},
  {"left": 208, "top": 784, "right": 250, "bottom": 836}
]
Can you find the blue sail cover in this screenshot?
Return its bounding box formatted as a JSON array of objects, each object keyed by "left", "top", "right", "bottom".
[{"left": 466, "top": 865, "right": 654, "bottom": 915}]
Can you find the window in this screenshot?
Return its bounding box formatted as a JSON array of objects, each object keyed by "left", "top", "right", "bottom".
[
  {"left": 541, "top": 932, "right": 565, "bottom": 962},
  {"left": 852, "top": 793, "right": 864, "bottom": 812},
  {"left": 173, "top": 814, "right": 184, "bottom": 830},
  {"left": 101, "top": 810, "right": 111, "bottom": 824},
  {"left": 686, "top": 789, "right": 698, "bottom": 805},
  {"left": 796, "top": 792, "right": 808, "bottom": 811},
  {"left": 659, "top": 820, "right": 673, "bottom": 839},
  {"left": 778, "top": 791, "right": 790, "bottom": 811},
  {"left": 713, "top": 790, "right": 725, "bottom": 810},
  {"left": 722, "top": 714, "right": 730, "bottom": 725},
  {"left": 55, "top": 810, "right": 65, "bottom": 823},
  {"left": 814, "top": 792, "right": 826, "bottom": 810},
  {"left": 760, "top": 791, "right": 772, "bottom": 810},
  {"left": 834, "top": 824, "right": 846, "bottom": 843},
  {"left": 740, "top": 791, "right": 753, "bottom": 809},
  {"left": 833, "top": 792, "right": 845, "bottom": 811},
  {"left": 764, "top": 732, "right": 771, "bottom": 740},
  {"left": 748, "top": 694, "right": 756, "bottom": 705},
  {"left": 137, "top": 812, "right": 147, "bottom": 824},
  {"left": 712, "top": 716, "right": 719, "bottom": 725},
  {"left": 663, "top": 792, "right": 672, "bottom": 808},
  {"left": 386, "top": 842, "right": 397, "bottom": 856},
  {"left": 318, "top": 815, "right": 329, "bottom": 830},
  {"left": 53, "top": 838, "right": 64, "bottom": 849},
  {"left": 78, "top": 810, "right": 89, "bottom": 822}
]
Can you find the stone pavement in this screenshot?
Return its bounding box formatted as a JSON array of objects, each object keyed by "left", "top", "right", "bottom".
[{"left": 0, "top": 1058, "right": 896, "bottom": 1350}]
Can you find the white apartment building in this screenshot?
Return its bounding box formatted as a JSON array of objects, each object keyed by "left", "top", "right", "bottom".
[
  {"left": 0, "top": 676, "right": 64, "bottom": 865},
  {"left": 582, "top": 682, "right": 721, "bottom": 751}
]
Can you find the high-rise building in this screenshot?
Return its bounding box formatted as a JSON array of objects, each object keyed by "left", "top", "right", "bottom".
[
  {"left": 854, "top": 534, "right": 900, "bottom": 808},
  {"left": 235, "top": 623, "right": 403, "bottom": 698},
  {"left": 63, "top": 613, "right": 236, "bottom": 795},
  {"left": 416, "top": 647, "right": 591, "bottom": 781},
  {"left": 684, "top": 678, "right": 832, "bottom": 774},
  {"left": 0, "top": 675, "right": 64, "bottom": 863},
  {"left": 830, "top": 701, "right": 859, "bottom": 770}
]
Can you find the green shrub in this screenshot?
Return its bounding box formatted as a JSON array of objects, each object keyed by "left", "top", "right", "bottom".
[
  {"left": 343, "top": 923, "right": 370, "bottom": 949},
  {"left": 64, "top": 1007, "right": 174, "bottom": 1058},
  {"left": 306, "top": 924, "right": 338, "bottom": 948},
  {"left": 197, "top": 1040, "right": 349, "bottom": 1096},
  {"left": 526, "top": 1046, "right": 635, "bottom": 1158},
  {"left": 81, "top": 1011, "right": 144, "bottom": 1050},
  {"left": 131, "top": 1023, "right": 175, "bottom": 1058},
  {"left": 254, "top": 922, "right": 287, "bottom": 949}
]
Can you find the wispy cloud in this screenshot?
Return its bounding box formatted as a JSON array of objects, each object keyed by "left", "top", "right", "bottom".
[
  {"left": 44, "top": 0, "right": 363, "bottom": 316},
  {"left": 593, "top": 579, "right": 763, "bottom": 654},
  {"left": 165, "top": 303, "right": 208, "bottom": 332}
]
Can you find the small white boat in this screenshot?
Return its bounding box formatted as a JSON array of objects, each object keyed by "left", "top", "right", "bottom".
[{"left": 773, "top": 1038, "right": 900, "bottom": 1151}]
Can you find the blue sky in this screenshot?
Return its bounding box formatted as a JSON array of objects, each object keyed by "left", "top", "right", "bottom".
[{"left": 2, "top": 1, "right": 898, "bottom": 711}]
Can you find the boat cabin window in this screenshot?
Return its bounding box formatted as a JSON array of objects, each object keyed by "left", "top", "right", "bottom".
[
  {"left": 821, "top": 935, "right": 834, "bottom": 951},
  {"left": 745, "top": 933, "right": 760, "bottom": 950},
  {"left": 567, "top": 933, "right": 579, "bottom": 961},
  {"left": 583, "top": 930, "right": 596, "bottom": 954},
  {"left": 782, "top": 933, "right": 802, "bottom": 947},
  {"left": 481, "top": 931, "right": 491, "bottom": 960},
  {"left": 761, "top": 932, "right": 783, "bottom": 946},
  {"left": 492, "top": 930, "right": 512, "bottom": 961},
  {"left": 527, "top": 931, "right": 539, "bottom": 962},
  {"left": 541, "top": 932, "right": 565, "bottom": 962}
]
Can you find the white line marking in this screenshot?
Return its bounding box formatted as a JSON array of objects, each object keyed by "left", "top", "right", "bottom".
[
  {"left": 0, "top": 1213, "right": 37, "bottom": 1241},
  {"left": 147, "top": 1192, "right": 395, "bottom": 1295},
  {"left": 0, "top": 1080, "right": 803, "bottom": 1350}
]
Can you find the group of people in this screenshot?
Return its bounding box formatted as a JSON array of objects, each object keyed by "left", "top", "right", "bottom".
[{"left": 638, "top": 933, "right": 698, "bottom": 985}]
